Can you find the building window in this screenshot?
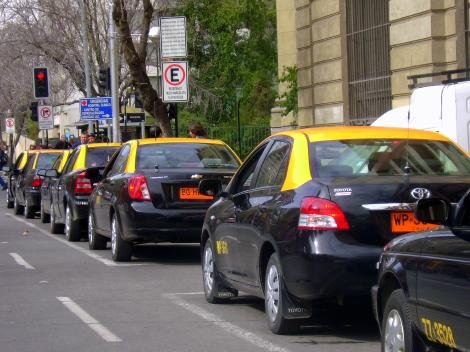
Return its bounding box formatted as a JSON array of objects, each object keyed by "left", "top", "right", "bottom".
[{"left": 346, "top": 0, "right": 391, "bottom": 124}]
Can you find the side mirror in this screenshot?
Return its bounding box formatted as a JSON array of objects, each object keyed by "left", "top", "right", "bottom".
[
  {"left": 2, "top": 165, "right": 10, "bottom": 172},
  {"left": 36, "top": 168, "right": 46, "bottom": 177},
  {"left": 199, "top": 179, "right": 224, "bottom": 198},
  {"left": 415, "top": 198, "right": 450, "bottom": 225},
  {"left": 45, "top": 169, "right": 59, "bottom": 178}
]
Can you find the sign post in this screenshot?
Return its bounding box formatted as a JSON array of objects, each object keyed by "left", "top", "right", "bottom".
[
  {"left": 162, "top": 62, "right": 189, "bottom": 102},
  {"left": 38, "top": 105, "right": 54, "bottom": 130}
]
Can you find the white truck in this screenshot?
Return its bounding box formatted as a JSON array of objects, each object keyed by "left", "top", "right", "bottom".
[{"left": 372, "top": 78, "right": 470, "bottom": 152}]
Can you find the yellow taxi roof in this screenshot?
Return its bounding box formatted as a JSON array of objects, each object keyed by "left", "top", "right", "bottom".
[
  {"left": 274, "top": 126, "right": 450, "bottom": 142},
  {"left": 133, "top": 137, "right": 227, "bottom": 146},
  {"left": 85, "top": 142, "right": 121, "bottom": 148}
]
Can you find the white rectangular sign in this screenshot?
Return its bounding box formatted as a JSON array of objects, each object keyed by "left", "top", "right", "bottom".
[
  {"left": 162, "top": 61, "right": 189, "bottom": 102},
  {"left": 160, "top": 17, "right": 187, "bottom": 58},
  {"left": 5, "top": 118, "right": 15, "bottom": 134},
  {"left": 38, "top": 105, "right": 54, "bottom": 130}
]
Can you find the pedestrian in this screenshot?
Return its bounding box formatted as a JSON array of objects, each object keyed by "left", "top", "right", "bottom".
[
  {"left": 87, "top": 134, "right": 96, "bottom": 143},
  {"left": 149, "top": 126, "right": 162, "bottom": 138},
  {"left": 72, "top": 132, "right": 89, "bottom": 149},
  {"left": 0, "top": 145, "right": 9, "bottom": 190},
  {"left": 55, "top": 135, "right": 71, "bottom": 149},
  {"left": 189, "top": 122, "right": 207, "bottom": 139}
]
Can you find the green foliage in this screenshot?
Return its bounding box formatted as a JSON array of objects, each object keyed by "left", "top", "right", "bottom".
[
  {"left": 278, "top": 66, "right": 298, "bottom": 117},
  {"left": 25, "top": 117, "right": 39, "bottom": 141},
  {"left": 181, "top": 0, "right": 277, "bottom": 125}
]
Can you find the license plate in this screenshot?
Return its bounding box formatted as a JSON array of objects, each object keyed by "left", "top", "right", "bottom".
[
  {"left": 179, "top": 187, "right": 213, "bottom": 201},
  {"left": 391, "top": 212, "right": 439, "bottom": 233}
]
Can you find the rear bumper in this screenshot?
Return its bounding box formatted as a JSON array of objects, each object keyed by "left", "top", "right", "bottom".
[
  {"left": 281, "top": 231, "right": 382, "bottom": 301},
  {"left": 118, "top": 201, "right": 205, "bottom": 243},
  {"left": 70, "top": 196, "right": 90, "bottom": 222},
  {"left": 25, "top": 188, "right": 41, "bottom": 208}
]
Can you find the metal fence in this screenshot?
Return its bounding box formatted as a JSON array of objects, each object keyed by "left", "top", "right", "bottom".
[
  {"left": 177, "top": 125, "right": 271, "bottom": 159},
  {"left": 346, "top": 0, "right": 392, "bottom": 124}
]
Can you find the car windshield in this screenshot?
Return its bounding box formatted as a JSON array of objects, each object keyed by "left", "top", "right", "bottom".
[
  {"left": 36, "top": 153, "right": 60, "bottom": 170},
  {"left": 310, "top": 139, "right": 470, "bottom": 177},
  {"left": 136, "top": 143, "right": 240, "bottom": 170},
  {"left": 85, "top": 147, "right": 119, "bottom": 168}
]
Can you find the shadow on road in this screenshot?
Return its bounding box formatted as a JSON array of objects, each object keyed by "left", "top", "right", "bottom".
[{"left": 130, "top": 243, "right": 201, "bottom": 265}]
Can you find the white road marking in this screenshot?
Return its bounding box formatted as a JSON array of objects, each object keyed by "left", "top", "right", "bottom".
[
  {"left": 57, "top": 296, "right": 122, "bottom": 342},
  {"left": 9, "top": 252, "right": 35, "bottom": 269},
  {"left": 5, "top": 213, "right": 141, "bottom": 267},
  {"left": 163, "top": 293, "right": 291, "bottom": 352},
  {"left": 1, "top": 241, "right": 8, "bottom": 244}
]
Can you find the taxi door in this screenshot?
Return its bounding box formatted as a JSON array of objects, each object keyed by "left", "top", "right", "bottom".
[
  {"left": 416, "top": 235, "right": 470, "bottom": 350},
  {"left": 54, "top": 150, "right": 79, "bottom": 220}
]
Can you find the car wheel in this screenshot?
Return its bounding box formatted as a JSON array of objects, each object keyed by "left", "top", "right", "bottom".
[
  {"left": 88, "top": 211, "right": 107, "bottom": 250},
  {"left": 65, "top": 204, "right": 81, "bottom": 242},
  {"left": 202, "top": 239, "right": 237, "bottom": 303},
  {"left": 50, "top": 204, "right": 64, "bottom": 234},
  {"left": 24, "top": 198, "right": 34, "bottom": 219},
  {"left": 111, "top": 214, "right": 132, "bottom": 262},
  {"left": 382, "top": 289, "right": 415, "bottom": 352},
  {"left": 13, "top": 196, "right": 24, "bottom": 215},
  {"left": 40, "top": 203, "right": 50, "bottom": 223},
  {"left": 265, "top": 253, "right": 297, "bottom": 335},
  {"left": 6, "top": 191, "right": 14, "bottom": 208}
]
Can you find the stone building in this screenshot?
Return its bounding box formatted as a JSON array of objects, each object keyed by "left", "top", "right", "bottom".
[{"left": 271, "top": 0, "right": 470, "bottom": 132}]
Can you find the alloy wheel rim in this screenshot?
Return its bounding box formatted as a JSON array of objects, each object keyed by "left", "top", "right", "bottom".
[
  {"left": 384, "top": 309, "right": 405, "bottom": 352},
  {"left": 111, "top": 217, "right": 116, "bottom": 255},
  {"left": 266, "top": 264, "right": 280, "bottom": 323},
  {"left": 88, "top": 213, "right": 94, "bottom": 244},
  {"left": 203, "top": 245, "right": 214, "bottom": 293}
]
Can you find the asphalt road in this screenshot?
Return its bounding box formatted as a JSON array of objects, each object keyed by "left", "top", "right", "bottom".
[{"left": 0, "top": 191, "right": 380, "bottom": 352}]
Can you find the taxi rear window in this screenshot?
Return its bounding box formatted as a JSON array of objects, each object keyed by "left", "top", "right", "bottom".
[
  {"left": 86, "top": 147, "right": 119, "bottom": 168},
  {"left": 310, "top": 139, "right": 470, "bottom": 177},
  {"left": 136, "top": 143, "right": 240, "bottom": 170},
  {"left": 36, "top": 153, "right": 60, "bottom": 170}
]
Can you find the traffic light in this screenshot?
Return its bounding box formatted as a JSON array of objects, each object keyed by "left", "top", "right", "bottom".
[
  {"left": 98, "top": 67, "right": 110, "bottom": 92},
  {"left": 30, "top": 102, "right": 38, "bottom": 121},
  {"left": 33, "top": 67, "right": 49, "bottom": 99}
]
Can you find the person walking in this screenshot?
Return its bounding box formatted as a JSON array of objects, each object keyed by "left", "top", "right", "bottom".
[
  {"left": 149, "top": 126, "right": 162, "bottom": 138},
  {"left": 72, "top": 132, "right": 89, "bottom": 149},
  {"left": 0, "top": 145, "right": 9, "bottom": 190},
  {"left": 188, "top": 122, "right": 207, "bottom": 139}
]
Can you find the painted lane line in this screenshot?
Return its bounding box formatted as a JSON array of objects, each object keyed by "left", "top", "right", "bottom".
[
  {"left": 5, "top": 213, "right": 142, "bottom": 267},
  {"left": 163, "top": 293, "right": 291, "bottom": 352},
  {"left": 57, "top": 296, "right": 122, "bottom": 342},
  {"left": 9, "top": 252, "right": 35, "bottom": 270}
]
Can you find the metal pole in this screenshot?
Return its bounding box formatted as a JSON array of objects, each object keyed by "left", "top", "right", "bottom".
[
  {"left": 81, "top": 0, "right": 93, "bottom": 132},
  {"left": 109, "top": 3, "right": 120, "bottom": 142}
]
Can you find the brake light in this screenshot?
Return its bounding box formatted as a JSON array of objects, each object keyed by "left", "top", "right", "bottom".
[
  {"left": 32, "top": 175, "right": 42, "bottom": 188},
  {"left": 74, "top": 172, "right": 92, "bottom": 194},
  {"left": 128, "top": 174, "right": 151, "bottom": 200},
  {"left": 298, "top": 197, "right": 350, "bottom": 230}
]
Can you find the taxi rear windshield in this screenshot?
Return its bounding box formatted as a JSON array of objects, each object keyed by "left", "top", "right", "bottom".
[
  {"left": 136, "top": 143, "right": 240, "bottom": 170},
  {"left": 86, "top": 147, "right": 119, "bottom": 168},
  {"left": 36, "top": 153, "right": 60, "bottom": 170},
  {"left": 310, "top": 139, "right": 470, "bottom": 177}
]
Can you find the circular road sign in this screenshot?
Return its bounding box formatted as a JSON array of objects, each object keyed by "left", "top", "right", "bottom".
[{"left": 164, "top": 63, "right": 186, "bottom": 86}]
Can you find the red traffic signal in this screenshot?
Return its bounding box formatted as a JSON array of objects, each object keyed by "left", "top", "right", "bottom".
[{"left": 33, "top": 67, "right": 49, "bottom": 99}]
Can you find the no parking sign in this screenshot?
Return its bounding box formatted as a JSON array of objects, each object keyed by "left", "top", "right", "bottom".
[{"left": 162, "top": 61, "right": 189, "bottom": 102}]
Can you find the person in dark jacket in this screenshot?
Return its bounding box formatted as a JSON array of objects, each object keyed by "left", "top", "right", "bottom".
[
  {"left": 189, "top": 122, "right": 207, "bottom": 139},
  {"left": 0, "top": 145, "right": 9, "bottom": 190}
]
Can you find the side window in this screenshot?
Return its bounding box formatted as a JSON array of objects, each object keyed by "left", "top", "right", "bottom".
[
  {"left": 231, "top": 145, "right": 268, "bottom": 194},
  {"left": 51, "top": 155, "right": 63, "bottom": 170},
  {"left": 255, "top": 141, "right": 290, "bottom": 188},
  {"left": 63, "top": 150, "right": 78, "bottom": 174},
  {"left": 108, "top": 145, "right": 130, "bottom": 177}
]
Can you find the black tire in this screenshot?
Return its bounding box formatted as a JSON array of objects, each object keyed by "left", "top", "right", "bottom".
[
  {"left": 381, "top": 289, "right": 415, "bottom": 352},
  {"left": 111, "top": 214, "right": 132, "bottom": 261},
  {"left": 50, "top": 204, "right": 64, "bottom": 234},
  {"left": 88, "top": 211, "right": 107, "bottom": 250},
  {"left": 6, "top": 191, "right": 14, "bottom": 208},
  {"left": 264, "top": 253, "right": 297, "bottom": 334},
  {"left": 24, "top": 198, "right": 34, "bottom": 219},
  {"left": 40, "top": 203, "right": 50, "bottom": 223},
  {"left": 65, "top": 204, "right": 81, "bottom": 242},
  {"left": 13, "top": 196, "right": 24, "bottom": 215},
  {"left": 202, "top": 239, "right": 237, "bottom": 303}
]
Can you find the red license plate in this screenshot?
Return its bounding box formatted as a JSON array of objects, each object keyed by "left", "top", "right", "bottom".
[
  {"left": 179, "top": 187, "right": 213, "bottom": 201},
  {"left": 391, "top": 212, "right": 439, "bottom": 233}
]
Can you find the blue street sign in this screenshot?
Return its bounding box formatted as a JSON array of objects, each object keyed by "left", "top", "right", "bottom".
[{"left": 79, "top": 97, "right": 112, "bottom": 121}]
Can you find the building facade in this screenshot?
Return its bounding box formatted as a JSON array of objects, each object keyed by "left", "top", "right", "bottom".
[{"left": 272, "top": 0, "right": 470, "bottom": 132}]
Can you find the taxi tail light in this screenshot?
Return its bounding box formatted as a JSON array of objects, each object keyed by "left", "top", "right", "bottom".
[
  {"left": 128, "top": 174, "right": 151, "bottom": 201},
  {"left": 74, "top": 172, "right": 93, "bottom": 195},
  {"left": 32, "top": 175, "right": 42, "bottom": 188},
  {"left": 298, "top": 197, "right": 350, "bottom": 230}
]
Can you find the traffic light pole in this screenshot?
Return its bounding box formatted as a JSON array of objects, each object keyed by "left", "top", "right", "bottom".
[
  {"left": 109, "top": 3, "right": 120, "bottom": 143},
  {"left": 80, "top": 0, "right": 93, "bottom": 133}
]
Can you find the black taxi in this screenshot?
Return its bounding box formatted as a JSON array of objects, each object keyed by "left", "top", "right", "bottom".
[
  {"left": 88, "top": 138, "right": 240, "bottom": 262},
  {"left": 372, "top": 191, "right": 470, "bottom": 352},
  {"left": 198, "top": 126, "right": 470, "bottom": 334}
]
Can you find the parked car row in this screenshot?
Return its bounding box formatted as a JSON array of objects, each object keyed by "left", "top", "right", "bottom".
[{"left": 3, "top": 127, "right": 469, "bottom": 350}]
